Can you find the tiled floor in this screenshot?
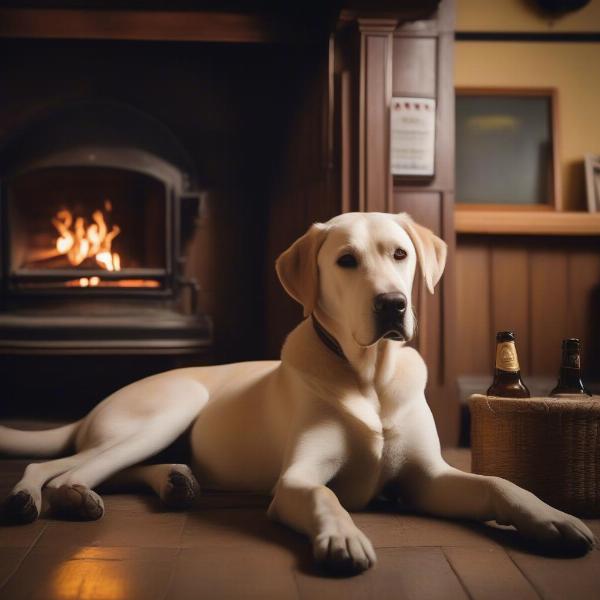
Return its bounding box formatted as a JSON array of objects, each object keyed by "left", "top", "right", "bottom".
[{"left": 0, "top": 449, "right": 598, "bottom": 600}]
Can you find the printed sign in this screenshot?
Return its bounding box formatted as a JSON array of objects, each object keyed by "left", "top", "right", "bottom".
[{"left": 390, "top": 97, "right": 436, "bottom": 176}]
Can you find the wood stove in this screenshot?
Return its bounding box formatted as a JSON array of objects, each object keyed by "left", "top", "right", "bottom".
[{"left": 0, "top": 101, "right": 211, "bottom": 354}]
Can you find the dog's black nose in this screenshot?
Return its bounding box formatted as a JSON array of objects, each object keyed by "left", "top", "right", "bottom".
[{"left": 374, "top": 292, "right": 407, "bottom": 315}]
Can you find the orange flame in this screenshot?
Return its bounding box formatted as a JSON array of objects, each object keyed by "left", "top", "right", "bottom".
[{"left": 52, "top": 203, "right": 122, "bottom": 273}]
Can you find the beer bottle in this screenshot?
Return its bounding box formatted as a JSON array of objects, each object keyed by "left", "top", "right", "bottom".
[
  {"left": 550, "top": 338, "right": 591, "bottom": 397},
  {"left": 487, "top": 331, "right": 530, "bottom": 398}
]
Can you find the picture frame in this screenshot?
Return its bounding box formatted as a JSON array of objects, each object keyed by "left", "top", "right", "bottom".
[
  {"left": 455, "top": 88, "right": 560, "bottom": 211},
  {"left": 584, "top": 154, "right": 600, "bottom": 213}
]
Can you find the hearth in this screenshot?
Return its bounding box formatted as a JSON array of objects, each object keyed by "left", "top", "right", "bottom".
[{"left": 0, "top": 101, "right": 211, "bottom": 354}]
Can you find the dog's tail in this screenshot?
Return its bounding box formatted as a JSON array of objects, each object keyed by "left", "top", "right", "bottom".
[{"left": 0, "top": 420, "right": 82, "bottom": 458}]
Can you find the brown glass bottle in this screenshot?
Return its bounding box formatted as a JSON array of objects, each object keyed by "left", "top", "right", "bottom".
[
  {"left": 487, "top": 331, "right": 530, "bottom": 398},
  {"left": 550, "top": 338, "right": 592, "bottom": 397}
]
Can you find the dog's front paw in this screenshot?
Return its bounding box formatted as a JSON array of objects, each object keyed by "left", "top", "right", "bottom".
[
  {"left": 313, "top": 525, "right": 376, "bottom": 575},
  {"left": 513, "top": 507, "right": 596, "bottom": 555}
]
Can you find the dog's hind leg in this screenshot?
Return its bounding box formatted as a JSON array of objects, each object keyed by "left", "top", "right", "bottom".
[
  {"left": 105, "top": 464, "right": 200, "bottom": 509},
  {"left": 44, "top": 410, "right": 201, "bottom": 520},
  {"left": 4, "top": 447, "right": 108, "bottom": 523}
]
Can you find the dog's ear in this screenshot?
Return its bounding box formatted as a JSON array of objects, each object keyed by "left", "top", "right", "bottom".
[
  {"left": 276, "top": 223, "right": 328, "bottom": 317},
  {"left": 396, "top": 213, "right": 447, "bottom": 294}
]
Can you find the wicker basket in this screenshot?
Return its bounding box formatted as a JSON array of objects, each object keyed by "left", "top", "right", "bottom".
[{"left": 469, "top": 394, "right": 600, "bottom": 517}]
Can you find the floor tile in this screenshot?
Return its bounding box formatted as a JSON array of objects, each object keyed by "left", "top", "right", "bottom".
[
  {"left": 443, "top": 546, "right": 538, "bottom": 600},
  {"left": 388, "top": 513, "right": 504, "bottom": 548},
  {"left": 0, "top": 519, "right": 47, "bottom": 549},
  {"left": 508, "top": 547, "right": 600, "bottom": 600},
  {"left": 0, "top": 548, "right": 30, "bottom": 589},
  {"left": 295, "top": 547, "right": 469, "bottom": 600},
  {"left": 166, "top": 545, "right": 299, "bottom": 600},
  {"left": 181, "top": 507, "right": 304, "bottom": 552}
]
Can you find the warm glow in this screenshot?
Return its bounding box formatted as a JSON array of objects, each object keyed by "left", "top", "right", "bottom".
[
  {"left": 65, "top": 278, "right": 160, "bottom": 289},
  {"left": 52, "top": 203, "right": 122, "bottom": 275},
  {"left": 52, "top": 547, "right": 128, "bottom": 600}
]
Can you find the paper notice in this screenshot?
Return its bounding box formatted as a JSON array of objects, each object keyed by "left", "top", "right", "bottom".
[{"left": 390, "top": 97, "right": 436, "bottom": 176}]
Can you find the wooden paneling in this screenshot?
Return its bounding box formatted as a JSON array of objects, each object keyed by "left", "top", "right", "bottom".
[
  {"left": 456, "top": 235, "right": 600, "bottom": 380},
  {"left": 359, "top": 21, "right": 395, "bottom": 212},
  {"left": 431, "top": 17, "right": 456, "bottom": 191},
  {"left": 456, "top": 240, "right": 491, "bottom": 375},
  {"left": 365, "top": 34, "right": 389, "bottom": 211},
  {"left": 490, "top": 245, "right": 530, "bottom": 374},
  {"left": 392, "top": 37, "right": 437, "bottom": 98},
  {"left": 567, "top": 251, "right": 600, "bottom": 342},
  {"left": 530, "top": 246, "right": 569, "bottom": 374}
]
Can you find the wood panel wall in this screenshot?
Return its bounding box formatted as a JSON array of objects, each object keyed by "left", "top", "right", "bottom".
[{"left": 456, "top": 235, "right": 600, "bottom": 381}]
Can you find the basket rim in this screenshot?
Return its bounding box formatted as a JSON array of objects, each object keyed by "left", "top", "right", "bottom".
[{"left": 469, "top": 393, "right": 600, "bottom": 414}]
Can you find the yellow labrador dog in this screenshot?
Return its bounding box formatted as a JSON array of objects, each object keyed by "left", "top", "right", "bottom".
[{"left": 1, "top": 212, "right": 595, "bottom": 573}]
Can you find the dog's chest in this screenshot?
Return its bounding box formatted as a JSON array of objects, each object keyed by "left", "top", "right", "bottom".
[
  {"left": 329, "top": 425, "right": 407, "bottom": 509},
  {"left": 378, "top": 429, "right": 409, "bottom": 486},
  {"left": 330, "top": 397, "right": 411, "bottom": 509}
]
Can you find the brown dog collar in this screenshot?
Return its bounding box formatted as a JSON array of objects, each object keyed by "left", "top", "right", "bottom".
[{"left": 311, "top": 316, "right": 347, "bottom": 362}]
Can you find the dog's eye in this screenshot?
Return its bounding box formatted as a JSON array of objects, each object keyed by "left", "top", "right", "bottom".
[
  {"left": 337, "top": 254, "right": 358, "bottom": 268},
  {"left": 393, "top": 248, "right": 407, "bottom": 261}
]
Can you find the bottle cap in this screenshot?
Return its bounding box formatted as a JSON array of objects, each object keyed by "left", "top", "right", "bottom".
[
  {"left": 562, "top": 338, "right": 581, "bottom": 350},
  {"left": 496, "top": 331, "right": 515, "bottom": 342}
]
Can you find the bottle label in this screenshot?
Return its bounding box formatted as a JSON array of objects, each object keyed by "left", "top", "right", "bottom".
[
  {"left": 565, "top": 352, "right": 580, "bottom": 369},
  {"left": 496, "top": 341, "right": 519, "bottom": 372}
]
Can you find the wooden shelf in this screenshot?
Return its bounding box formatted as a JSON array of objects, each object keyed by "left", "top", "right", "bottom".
[{"left": 455, "top": 210, "right": 600, "bottom": 236}]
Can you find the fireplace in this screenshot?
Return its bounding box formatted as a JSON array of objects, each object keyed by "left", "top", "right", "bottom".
[
  {"left": 8, "top": 157, "right": 169, "bottom": 293},
  {"left": 0, "top": 101, "right": 211, "bottom": 354}
]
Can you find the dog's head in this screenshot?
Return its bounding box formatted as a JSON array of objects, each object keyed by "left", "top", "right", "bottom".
[{"left": 276, "top": 212, "right": 446, "bottom": 347}]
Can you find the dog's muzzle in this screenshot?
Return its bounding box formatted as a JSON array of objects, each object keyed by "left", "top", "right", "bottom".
[{"left": 374, "top": 292, "right": 407, "bottom": 341}]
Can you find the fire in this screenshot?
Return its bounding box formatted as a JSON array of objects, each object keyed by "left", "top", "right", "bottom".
[
  {"left": 78, "top": 276, "right": 101, "bottom": 287},
  {"left": 52, "top": 202, "right": 122, "bottom": 273}
]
